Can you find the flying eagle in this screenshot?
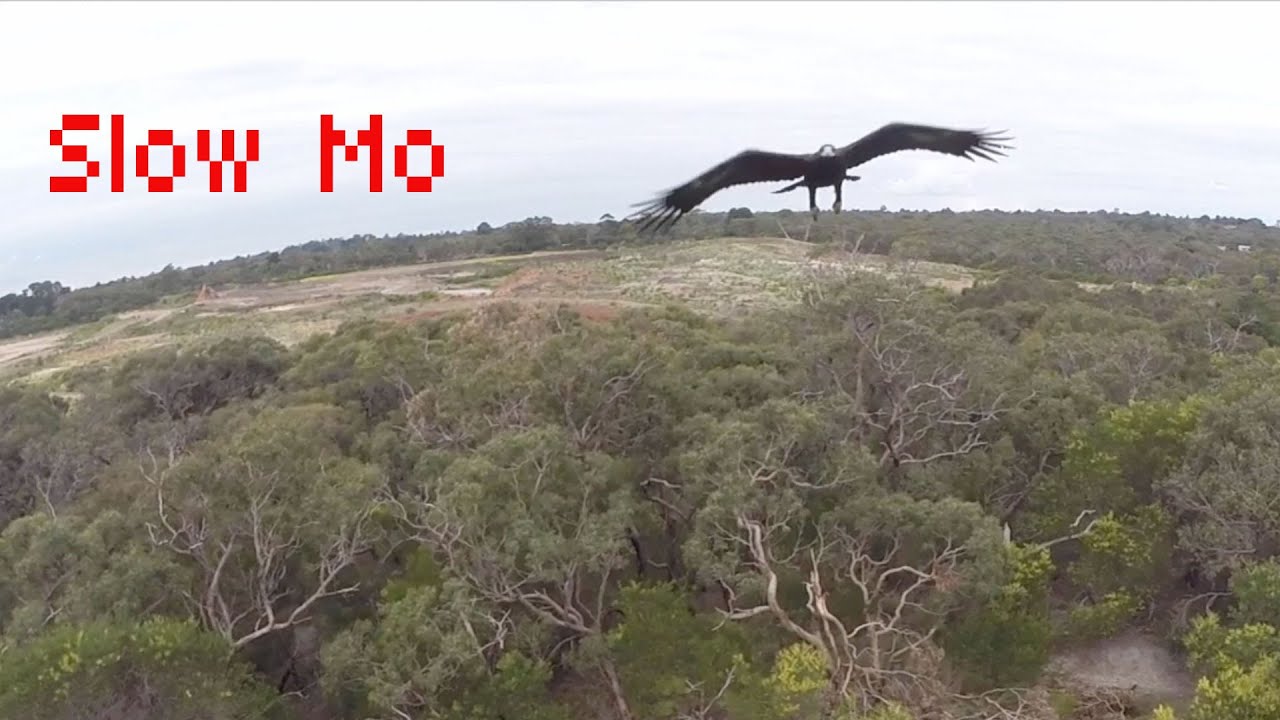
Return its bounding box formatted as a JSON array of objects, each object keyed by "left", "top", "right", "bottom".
[{"left": 626, "top": 122, "right": 1015, "bottom": 233}]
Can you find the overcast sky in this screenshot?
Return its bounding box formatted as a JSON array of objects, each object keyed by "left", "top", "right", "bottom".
[{"left": 1, "top": 1, "right": 1278, "bottom": 294}]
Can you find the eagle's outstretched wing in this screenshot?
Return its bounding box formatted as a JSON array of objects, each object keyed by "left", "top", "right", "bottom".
[
  {"left": 837, "top": 123, "right": 1014, "bottom": 169},
  {"left": 627, "top": 149, "right": 811, "bottom": 234}
]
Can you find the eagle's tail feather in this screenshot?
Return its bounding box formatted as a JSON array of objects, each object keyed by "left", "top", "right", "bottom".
[{"left": 773, "top": 180, "right": 804, "bottom": 194}]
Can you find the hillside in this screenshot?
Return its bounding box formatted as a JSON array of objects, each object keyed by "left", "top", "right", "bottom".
[
  {"left": 3, "top": 207, "right": 1278, "bottom": 382},
  {"left": 3, "top": 209, "right": 1280, "bottom": 720},
  {"left": 3, "top": 208, "right": 1277, "bottom": 344},
  {"left": 0, "top": 236, "right": 986, "bottom": 384}
]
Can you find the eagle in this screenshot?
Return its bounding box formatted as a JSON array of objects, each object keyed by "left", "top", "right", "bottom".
[{"left": 626, "top": 122, "right": 1015, "bottom": 233}]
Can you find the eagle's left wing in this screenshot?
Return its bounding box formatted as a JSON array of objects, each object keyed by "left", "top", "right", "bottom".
[{"left": 837, "top": 122, "right": 1014, "bottom": 169}]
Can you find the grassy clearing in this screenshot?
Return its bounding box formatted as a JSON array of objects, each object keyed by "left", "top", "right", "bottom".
[
  {"left": 298, "top": 273, "right": 345, "bottom": 283},
  {"left": 597, "top": 237, "right": 981, "bottom": 311},
  {"left": 437, "top": 263, "right": 522, "bottom": 286}
]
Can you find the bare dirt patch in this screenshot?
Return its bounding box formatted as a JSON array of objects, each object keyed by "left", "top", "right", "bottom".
[
  {"left": 807, "top": 251, "right": 978, "bottom": 293},
  {"left": 191, "top": 248, "right": 607, "bottom": 314},
  {"left": 118, "top": 308, "right": 180, "bottom": 323},
  {"left": 570, "top": 301, "right": 623, "bottom": 323},
  {"left": 494, "top": 263, "right": 600, "bottom": 298},
  {"left": 439, "top": 287, "right": 492, "bottom": 298},
  {"left": 257, "top": 303, "right": 310, "bottom": 314},
  {"left": 0, "top": 331, "right": 68, "bottom": 367},
  {"left": 1048, "top": 630, "right": 1196, "bottom": 709}
]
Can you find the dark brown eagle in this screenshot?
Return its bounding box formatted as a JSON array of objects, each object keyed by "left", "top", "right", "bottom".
[{"left": 626, "top": 122, "right": 1015, "bottom": 233}]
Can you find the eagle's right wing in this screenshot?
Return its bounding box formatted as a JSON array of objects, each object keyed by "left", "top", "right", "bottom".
[{"left": 627, "top": 149, "right": 811, "bottom": 234}]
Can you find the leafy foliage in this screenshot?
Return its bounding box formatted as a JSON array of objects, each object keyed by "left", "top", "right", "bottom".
[
  {"left": 0, "top": 617, "right": 283, "bottom": 720},
  {"left": 1165, "top": 611, "right": 1280, "bottom": 720},
  {"left": 943, "top": 543, "right": 1054, "bottom": 689},
  {"left": 4, "top": 207, "right": 1280, "bottom": 718}
]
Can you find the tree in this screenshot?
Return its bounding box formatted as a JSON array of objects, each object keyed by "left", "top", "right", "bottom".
[
  {"left": 942, "top": 543, "right": 1054, "bottom": 689},
  {"left": 1157, "top": 612, "right": 1280, "bottom": 720},
  {"left": 142, "top": 403, "right": 385, "bottom": 649},
  {"left": 0, "top": 510, "right": 184, "bottom": 641},
  {"left": 607, "top": 582, "right": 771, "bottom": 720},
  {"left": 1159, "top": 380, "right": 1280, "bottom": 577},
  {"left": 0, "top": 387, "right": 67, "bottom": 529},
  {"left": 392, "top": 424, "right": 645, "bottom": 720},
  {"left": 1229, "top": 559, "right": 1280, "bottom": 627},
  {"left": 677, "top": 398, "right": 1008, "bottom": 715},
  {"left": 791, "top": 279, "right": 1019, "bottom": 476},
  {"left": 0, "top": 617, "right": 285, "bottom": 720},
  {"left": 321, "top": 581, "right": 568, "bottom": 720},
  {"left": 1022, "top": 397, "right": 1199, "bottom": 542}
]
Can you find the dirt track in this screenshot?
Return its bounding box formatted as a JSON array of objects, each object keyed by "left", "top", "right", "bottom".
[
  {"left": 195, "top": 249, "right": 609, "bottom": 313},
  {"left": 0, "top": 331, "right": 68, "bottom": 367}
]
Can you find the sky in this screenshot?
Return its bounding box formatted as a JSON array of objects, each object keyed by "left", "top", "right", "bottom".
[{"left": 1, "top": 1, "right": 1278, "bottom": 294}]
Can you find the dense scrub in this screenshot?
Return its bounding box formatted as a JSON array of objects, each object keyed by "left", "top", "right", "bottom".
[{"left": 4, "top": 238, "right": 1280, "bottom": 718}]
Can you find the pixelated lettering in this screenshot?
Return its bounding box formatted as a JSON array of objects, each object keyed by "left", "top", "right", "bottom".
[
  {"left": 135, "top": 129, "right": 187, "bottom": 192},
  {"left": 394, "top": 129, "right": 445, "bottom": 192},
  {"left": 197, "top": 129, "right": 261, "bottom": 192},
  {"left": 49, "top": 114, "right": 100, "bottom": 192},
  {"left": 320, "top": 114, "right": 383, "bottom": 192}
]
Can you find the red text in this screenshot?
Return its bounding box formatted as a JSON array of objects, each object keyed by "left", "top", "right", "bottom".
[
  {"left": 49, "top": 114, "right": 260, "bottom": 192},
  {"left": 321, "top": 114, "right": 444, "bottom": 192}
]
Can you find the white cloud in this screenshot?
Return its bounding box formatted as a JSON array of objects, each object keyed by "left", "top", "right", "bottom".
[{"left": 1, "top": 0, "right": 1278, "bottom": 292}]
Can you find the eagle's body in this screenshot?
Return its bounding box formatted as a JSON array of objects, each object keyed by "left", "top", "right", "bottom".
[
  {"left": 770, "top": 143, "right": 861, "bottom": 217},
  {"left": 627, "top": 122, "right": 1014, "bottom": 233}
]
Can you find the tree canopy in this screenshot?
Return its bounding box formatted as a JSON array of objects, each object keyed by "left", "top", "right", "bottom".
[{"left": 3, "top": 207, "right": 1280, "bottom": 719}]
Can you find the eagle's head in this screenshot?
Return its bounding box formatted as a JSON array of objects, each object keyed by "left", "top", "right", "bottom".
[{"left": 817, "top": 144, "right": 837, "bottom": 157}]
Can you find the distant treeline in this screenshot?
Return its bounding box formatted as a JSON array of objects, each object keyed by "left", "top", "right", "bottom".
[{"left": 3, "top": 208, "right": 1277, "bottom": 340}]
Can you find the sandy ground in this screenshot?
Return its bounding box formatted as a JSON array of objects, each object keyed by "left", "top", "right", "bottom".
[
  {"left": 1048, "top": 629, "right": 1196, "bottom": 708},
  {"left": 0, "top": 331, "right": 69, "bottom": 366},
  {"left": 195, "top": 248, "right": 607, "bottom": 313}
]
